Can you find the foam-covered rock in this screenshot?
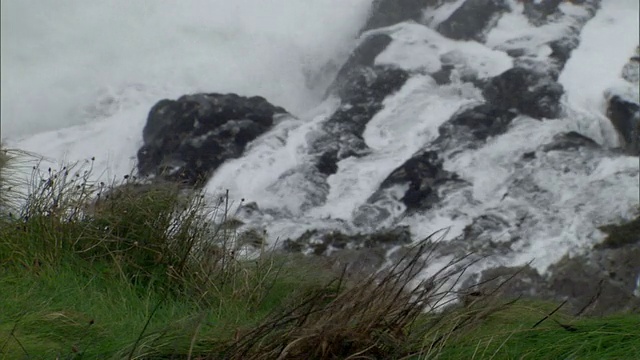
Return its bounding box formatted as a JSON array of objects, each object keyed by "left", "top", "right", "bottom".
[
  {"left": 314, "top": 66, "right": 410, "bottom": 175},
  {"left": 375, "top": 151, "right": 460, "bottom": 211}
]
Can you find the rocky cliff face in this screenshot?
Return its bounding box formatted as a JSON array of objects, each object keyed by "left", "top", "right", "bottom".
[{"left": 136, "top": 0, "right": 639, "bottom": 313}]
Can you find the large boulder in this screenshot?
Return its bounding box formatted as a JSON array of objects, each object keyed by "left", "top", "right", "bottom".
[
  {"left": 483, "top": 67, "right": 564, "bottom": 119},
  {"left": 437, "top": 0, "right": 509, "bottom": 42},
  {"left": 137, "top": 93, "right": 288, "bottom": 186}
]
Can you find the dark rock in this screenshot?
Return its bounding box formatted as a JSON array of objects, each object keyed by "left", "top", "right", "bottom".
[
  {"left": 137, "top": 93, "right": 288, "bottom": 186},
  {"left": 328, "top": 34, "right": 394, "bottom": 98},
  {"left": 438, "top": 104, "right": 519, "bottom": 143},
  {"left": 596, "top": 216, "right": 640, "bottom": 249},
  {"left": 437, "top": 0, "right": 509, "bottom": 42},
  {"left": 343, "top": 34, "right": 393, "bottom": 70},
  {"left": 376, "top": 151, "right": 460, "bottom": 210},
  {"left": 522, "top": 151, "right": 536, "bottom": 160},
  {"left": 548, "top": 247, "right": 640, "bottom": 315},
  {"left": 548, "top": 37, "right": 580, "bottom": 71},
  {"left": 542, "top": 131, "right": 599, "bottom": 152},
  {"left": 468, "top": 265, "right": 548, "bottom": 298},
  {"left": 523, "top": 0, "right": 563, "bottom": 25},
  {"left": 283, "top": 226, "right": 412, "bottom": 257},
  {"left": 606, "top": 95, "right": 640, "bottom": 155},
  {"left": 483, "top": 67, "right": 564, "bottom": 119},
  {"left": 431, "top": 64, "right": 455, "bottom": 85},
  {"left": 361, "top": 0, "right": 438, "bottom": 33},
  {"left": 621, "top": 49, "right": 639, "bottom": 83},
  {"left": 316, "top": 150, "right": 339, "bottom": 175},
  {"left": 468, "top": 241, "right": 640, "bottom": 315}
]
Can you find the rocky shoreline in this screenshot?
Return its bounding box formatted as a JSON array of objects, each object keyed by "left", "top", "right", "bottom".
[{"left": 135, "top": 0, "right": 639, "bottom": 314}]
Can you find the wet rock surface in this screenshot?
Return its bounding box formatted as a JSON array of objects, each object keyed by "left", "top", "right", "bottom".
[
  {"left": 137, "top": 93, "right": 288, "bottom": 186},
  {"left": 437, "top": 0, "right": 509, "bottom": 42},
  {"left": 482, "top": 67, "right": 564, "bottom": 119},
  {"left": 313, "top": 66, "right": 410, "bottom": 175},
  {"left": 361, "top": 0, "right": 438, "bottom": 32},
  {"left": 607, "top": 95, "right": 639, "bottom": 155},
  {"left": 283, "top": 226, "right": 412, "bottom": 257},
  {"left": 437, "top": 104, "right": 519, "bottom": 145},
  {"left": 375, "top": 151, "right": 461, "bottom": 211},
  {"left": 469, "top": 245, "right": 640, "bottom": 316}
]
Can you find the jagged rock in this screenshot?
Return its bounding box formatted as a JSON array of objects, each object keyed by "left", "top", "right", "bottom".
[
  {"left": 437, "top": 104, "right": 519, "bottom": 144},
  {"left": 437, "top": 0, "right": 509, "bottom": 42},
  {"left": 314, "top": 66, "right": 410, "bottom": 174},
  {"left": 283, "top": 226, "right": 412, "bottom": 256},
  {"left": 483, "top": 67, "right": 564, "bottom": 119},
  {"left": 137, "top": 93, "right": 288, "bottom": 186},
  {"left": 328, "top": 34, "right": 393, "bottom": 97},
  {"left": 606, "top": 95, "right": 640, "bottom": 155},
  {"left": 375, "top": 151, "right": 460, "bottom": 210},
  {"left": 542, "top": 131, "right": 599, "bottom": 152},
  {"left": 467, "top": 238, "right": 640, "bottom": 315},
  {"left": 361, "top": 0, "right": 438, "bottom": 33}
]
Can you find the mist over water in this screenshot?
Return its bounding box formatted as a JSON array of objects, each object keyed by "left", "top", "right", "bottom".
[{"left": 1, "top": 0, "right": 372, "bottom": 139}]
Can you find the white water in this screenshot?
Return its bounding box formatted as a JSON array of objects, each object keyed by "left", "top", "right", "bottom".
[
  {"left": 2, "top": 0, "right": 639, "bottom": 273},
  {"left": 1, "top": 0, "right": 371, "bottom": 138}
]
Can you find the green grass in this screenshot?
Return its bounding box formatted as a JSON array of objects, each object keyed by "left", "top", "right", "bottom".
[
  {"left": 1, "top": 148, "right": 639, "bottom": 359},
  {"left": 425, "top": 300, "right": 640, "bottom": 359},
  {"left": 0, "top": 253, "right": 337, "bottom": 359}
]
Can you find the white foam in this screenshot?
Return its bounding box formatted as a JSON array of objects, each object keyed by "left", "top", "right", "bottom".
[{"left": 559, "top": 0, "right": 640, "bottom": 146}]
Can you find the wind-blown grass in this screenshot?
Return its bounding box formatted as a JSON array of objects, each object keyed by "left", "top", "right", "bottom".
[{"left": 1, "top": 150, "right": 638, "bottom": 359}]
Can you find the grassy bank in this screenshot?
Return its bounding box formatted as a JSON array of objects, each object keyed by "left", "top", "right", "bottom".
[{"left": 1, "top": 147, "right": 638, "bottom": 359}]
